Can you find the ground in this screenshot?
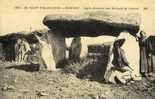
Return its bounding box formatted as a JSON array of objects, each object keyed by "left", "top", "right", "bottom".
[{"left": 0, "top": 59, "right": 155, "bottom": 99}]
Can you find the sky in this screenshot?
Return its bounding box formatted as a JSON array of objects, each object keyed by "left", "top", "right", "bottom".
[{"left": 0, "top": 0, "right": 155, "bottom": 37}]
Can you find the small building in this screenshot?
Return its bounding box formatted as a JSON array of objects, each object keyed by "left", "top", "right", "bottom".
[{"left": 0, "top": 32, "right": 39, "bottom": 61}]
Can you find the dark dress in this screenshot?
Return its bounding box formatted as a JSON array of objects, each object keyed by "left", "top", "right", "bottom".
[
  {"left": 139, "top": 37, "right": 154, "bottom": 74},
  {"left": 112, "top": 46, "right": 129, "bottom": 72}
]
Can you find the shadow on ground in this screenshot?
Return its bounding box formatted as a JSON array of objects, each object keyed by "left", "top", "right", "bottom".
[
  {"left": 5, "top": 64, "right": 39, "bottom": 72},
  {"left": 63, "top": 54, "right": 109, "bottom": 83},
  {"left": 63, "top": 45, "right": 110, "bottom": 82}
]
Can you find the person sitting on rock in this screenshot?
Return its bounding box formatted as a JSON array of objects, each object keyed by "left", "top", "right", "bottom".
[{"left": 104, "top": 37, "right": 133, "bottom": 84}]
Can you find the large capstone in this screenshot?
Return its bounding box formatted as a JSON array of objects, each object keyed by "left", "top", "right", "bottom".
[{"left": 43, "top": 12, "right": 140, "bottom": 37}]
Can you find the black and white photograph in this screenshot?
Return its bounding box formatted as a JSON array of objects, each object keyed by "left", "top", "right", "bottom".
[{"left": 0, "top": 0, "right": 155, "bottom": 99}]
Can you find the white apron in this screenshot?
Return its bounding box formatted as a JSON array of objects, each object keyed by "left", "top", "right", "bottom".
[{"left": 120, "top": 32, "right": 141, "bottom": 80}]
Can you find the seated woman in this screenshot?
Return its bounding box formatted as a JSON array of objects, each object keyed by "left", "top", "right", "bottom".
[{"left": 104, "top": 36, "right": 133, "bottom": 84}]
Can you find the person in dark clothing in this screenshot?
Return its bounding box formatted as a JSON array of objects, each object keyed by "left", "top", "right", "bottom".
[
  {"left": 139, "top": 31, "right": 154, "bottom": 77},
  {"left": 112, "top": 39, "right": 129, "bottom": 68},
  {"left": 111, "top": 38, "right": 133, "bottom": 73}
]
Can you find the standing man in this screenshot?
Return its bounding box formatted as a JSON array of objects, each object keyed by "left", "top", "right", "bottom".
[
  {"left": 15, "top": 38, "right": 22, "bottom": 63},
  {"left": 139, "top": 31, "right": 154, "bottom": 77},
  {"left": 22, "top": 39, "right": 31, "bottom": 62},
  {"left": 15, "top": 38, "right": 31, "bottom": 63}
]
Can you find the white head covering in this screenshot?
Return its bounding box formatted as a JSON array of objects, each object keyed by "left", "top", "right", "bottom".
[{"left": 114, "top": 32, "right": 127, "bottom": 47}]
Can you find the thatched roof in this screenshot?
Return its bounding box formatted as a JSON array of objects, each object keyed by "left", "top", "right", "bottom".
[
  {"left": 0, "top": 30, "right": 48, "bottom": 44},
  {"left": 43, "top": 12, "right": 140, "bottom": 37}
]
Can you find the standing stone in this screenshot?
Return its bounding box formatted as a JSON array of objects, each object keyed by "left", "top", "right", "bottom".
[
  {"left": 34, "top": 34, "right": 56, "bottom": 71},
  {"left": 47, "top": 30, "right": 66, "bottom": 67},
  {"left": 119, "top": 31, "right": 141, "bottom": 80},
  {"left": 80, "top": 37, "right": 88, "bottom": 59},
  {"left": 69, "top": 37, "right": 81, "bottom": 62}
]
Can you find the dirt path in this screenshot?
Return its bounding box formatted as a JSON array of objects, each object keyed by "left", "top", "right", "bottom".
[{"left": 0, "top": 61, "right": 155, "bottom": 99}]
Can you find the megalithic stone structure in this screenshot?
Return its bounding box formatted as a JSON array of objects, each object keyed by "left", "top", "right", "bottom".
[{"left": 42, "top": 11, "right": 141, "bottom": 67}]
